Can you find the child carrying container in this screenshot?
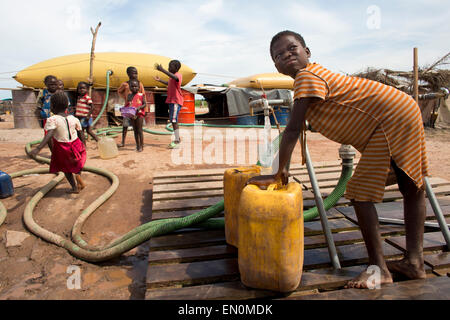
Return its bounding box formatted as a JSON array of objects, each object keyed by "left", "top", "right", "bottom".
[
  {"left": 117, "top": 66, "right": 147, "bottom": 148},
  {"left": 75, "top": 82, "right": 99, "bottom": 143},
  {"left": 30, "top": 92, "right": 87, "bottom": 194},
  {"left": 248, "top": 30, "right": 429, "bottom": 289},
  {"left": 122, "top": 79, "right": 146, "bottom": 152}
]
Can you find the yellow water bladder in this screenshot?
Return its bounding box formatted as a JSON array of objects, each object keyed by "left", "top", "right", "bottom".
[{"left": 238, "top": 182, "right": 304, "bottom": 292}]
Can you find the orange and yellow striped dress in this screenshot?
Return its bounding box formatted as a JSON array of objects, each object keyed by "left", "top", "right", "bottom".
[{"left": 294, "top": 63, "right": 429, "bottom": 202}]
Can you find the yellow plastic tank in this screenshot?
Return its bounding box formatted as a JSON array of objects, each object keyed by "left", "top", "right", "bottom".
[
  {"left": 98, "top": 136, "right": 119, "bottom": 159},
  {"left": 238, "top": 182, "right": 304, "bottom": 292},
  {"left": 223, "top": 166, "right": 261, "bottom": 247}
]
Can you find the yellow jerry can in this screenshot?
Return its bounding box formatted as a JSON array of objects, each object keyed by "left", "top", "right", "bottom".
[
  {"left": 223, "top": 166, "right": 261, "bottom": 247},
  {"left": 238, "top": 182, "right": 304, "bottom": 292}
]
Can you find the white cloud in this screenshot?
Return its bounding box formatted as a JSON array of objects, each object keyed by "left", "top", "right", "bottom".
[{"left": 198, "top": 0, "right": 223, "bottom": 15}]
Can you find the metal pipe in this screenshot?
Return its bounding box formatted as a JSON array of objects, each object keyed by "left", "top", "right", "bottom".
[
  {"left": 378, "top": 217, "right": 450, "bottom": 229},
  {"left": 249, "top": 98, "right": 292, "bottom": 109},
  {"left": 303, "top": 140, "right": 341, "bottom": 269},
  {"left": 424, "top": 177, "right": 450, "bottom": 250}
]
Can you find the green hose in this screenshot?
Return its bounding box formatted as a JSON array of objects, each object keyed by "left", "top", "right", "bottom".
[{"left": 21, "top": 171, "right": 223, "bottom": 262}]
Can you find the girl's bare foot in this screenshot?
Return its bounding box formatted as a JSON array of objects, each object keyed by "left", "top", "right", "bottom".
[
  {"left": 387, "top": 258, "right": 426, "bottom": 280},
  {"left": 345, "top": 265, "right": 393, "bottom": 289},
  {"left": 75, "top": 174, "right": 86, "bottom": 191}
]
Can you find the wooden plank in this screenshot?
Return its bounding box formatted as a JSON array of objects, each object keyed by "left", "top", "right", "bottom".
[
  {"left": 153, "top": 181, "right": 223, "bottom": 193},
  {"left": 146, "top": 258, "right": 239, "bottom": 289},
  {"left": 304, "top": 225, "right": 404, "bottom": 249},
  {"left": 287, "top": 276, "right": 450, "bottom": 300},
  {"left": 424, "top": 252, "right": 450, "bottom": 269},
  {"left": 303, "top": 218, "right": 358, "bottom": 235},
  {"left": 154, "top": 176, "right": 224, "bottom": 185},
  {"left": 308, "top": 177, "right": 450, "bottom": 194},
  {"left": 148, "top": 245, "right": 237, "bottom": 265},
  {"left": 145, "top": 266, "right": 367, "bottom": 300},
  {"left": 151, "top": 209, "right": 224, "bottom": 221},
  {"left": 336, "top": 197, "right": 450, "bottom": 225},
  {"left": 146, "top": 242, "right": 403, "bottom": 289},
  {"left": 152, "top": 196, "right": 223, "bottom": 212},
  {"left": 432, "top": 267, "right": 450, "bottom": 277},
  {"left": 149, "top": 230, "right": 227, "bottom": 251},
  {"left": 386, "top": 231, "right": 448, "bottom": 252},
  {"left": 152, "top": 189, "right": 224, "bottom": 201},
  {"left": 303, "top": 242, "right": 403, "bottom": 270}
]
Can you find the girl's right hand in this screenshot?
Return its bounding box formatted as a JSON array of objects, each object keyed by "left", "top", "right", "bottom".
[
  {"left": 29, "top": 148, "right": 40, "bottom": 158},
  {"left": 247, "top": 170, "right": 288, "bottom": 189}
]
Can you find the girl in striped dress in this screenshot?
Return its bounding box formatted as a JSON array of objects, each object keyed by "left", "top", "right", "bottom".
[
  {"left": 75, "top": 82, "right": 99, "bottom": 143},
  {"left": 249, "top": 31, "right": 429, "bottom": 289},
  {"left": 30, "top": 92, "right": 87, "bottom": 193}
]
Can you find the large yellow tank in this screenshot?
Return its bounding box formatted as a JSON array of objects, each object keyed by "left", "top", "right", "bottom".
[
  {"left": 14, "top": 52, "right": 196, "bottom": 89},
  {"left": 228, "top": 73, "right": 294, "bottom": 89},
  {"left": 238, "top": 182, "right": 304, "bottom": 292},
  {"left": 223, "top": 166, "right": 261, "bottom": 247}
]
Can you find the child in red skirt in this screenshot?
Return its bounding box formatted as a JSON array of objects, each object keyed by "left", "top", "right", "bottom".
[{"left": 30, "top": 91, "right": 87, "bottom": 193}]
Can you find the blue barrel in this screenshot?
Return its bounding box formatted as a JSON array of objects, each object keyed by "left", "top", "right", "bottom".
[
  {"left": 270, "top": 107, "right": 291, "bottom": 125},
  {"left": 0, "top": 171, "right": 14, "bottom": 199},
  {"left": 236, "top": 115, "right": 258, "bottom": 125}
]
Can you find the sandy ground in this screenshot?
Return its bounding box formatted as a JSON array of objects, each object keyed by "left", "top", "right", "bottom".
[{"left": 0, "top": 112, "right": 449, "bottom": 300}]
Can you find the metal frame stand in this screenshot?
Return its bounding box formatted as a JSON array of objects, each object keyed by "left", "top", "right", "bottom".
[
  {"left": 303, "top": 139, "right": 342, "bottom": 269},
  {"left": 424, "top": 177, "right": 450, "bottom": 250}
]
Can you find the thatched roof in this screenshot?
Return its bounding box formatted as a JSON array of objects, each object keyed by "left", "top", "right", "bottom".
[{"left": 352, "top": 51, "right": 450, "bottom": 93}]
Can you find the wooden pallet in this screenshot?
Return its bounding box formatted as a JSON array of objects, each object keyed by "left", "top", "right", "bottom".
[{"left": 145, "top": 161, "right": 450, "bottom": 300}]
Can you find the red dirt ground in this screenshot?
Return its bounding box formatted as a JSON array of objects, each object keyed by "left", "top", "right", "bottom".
[{"left": 0, "top": 113, "right": 448, "bottom": 299}]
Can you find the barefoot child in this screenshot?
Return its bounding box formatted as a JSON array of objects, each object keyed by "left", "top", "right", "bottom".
[
  {"left": 36, "top": 75, "right": 58, "bottom": 151},
  {"left": 75, "top": 82, "right": 99, "bottom": 144},
  {"left": 117, "top": 66, "right": 147, "bottom": 147},
  {"left": 125, "top": 79, "right": 146, "bottom": 152},
  {"left": 248, "top": 30, "right": 429, "bottom": 289},
  {"left": 30, "top": 92, "right": 87, "bottom": 193},
  {"left": 154, "top": 60, "right": 184, "bottom": 149}
]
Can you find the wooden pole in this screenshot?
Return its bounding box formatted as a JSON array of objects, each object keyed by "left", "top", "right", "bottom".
[
  {"left": 413, "top": 47, "right": 419, "bottom": 103},
  {"left": 88, "top": 22, "right": 102, "bottom": 96}
]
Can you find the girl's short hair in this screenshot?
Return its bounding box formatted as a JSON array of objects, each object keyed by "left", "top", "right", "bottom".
[
  {"left": 43, "top": 75, "right": 57, "bottom": 84},
  {"left": 270, "top": 30, "right": 307, "bottom": 58},
  {"left": 129, "top": 79, "right": 140, "bottom": 86},
  {"left": 126, "top": 66, "right": 137, "bottom": 74},
  {"left": 50, "top": 91, "right": 68, "bottom": 113},
  {"left": 77, "top": 81, "right": 90, "bottom": 90}
]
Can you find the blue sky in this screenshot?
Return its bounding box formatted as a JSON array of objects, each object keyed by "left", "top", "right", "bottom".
[{"left": 0, "top": 0, "right": 449, "bottom": 99}]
